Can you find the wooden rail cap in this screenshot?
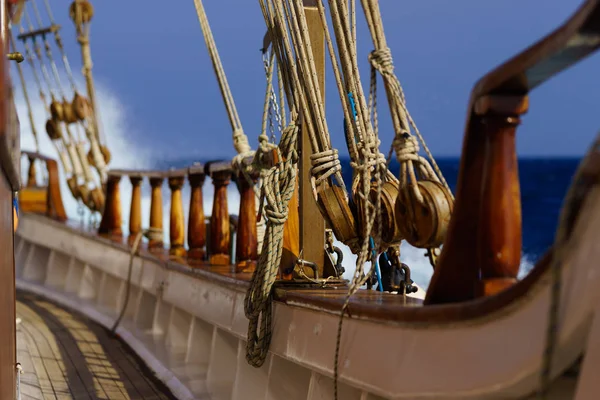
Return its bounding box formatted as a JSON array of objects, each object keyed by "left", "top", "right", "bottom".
[
  {"left": 108, "top": 169, "right": 167, "bottom": 179},
  {"left": 205, "top": 160, "right": 233, "bottom": 176}
]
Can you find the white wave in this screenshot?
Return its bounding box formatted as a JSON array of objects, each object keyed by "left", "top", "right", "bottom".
[{"left": 15, "top": 77, "right": 535, "bottom": 290}]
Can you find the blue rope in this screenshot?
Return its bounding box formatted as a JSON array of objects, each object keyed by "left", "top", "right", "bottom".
[
  {"left": 13, "top": 195, "right": 19, "bottom": 217},
  {"left": 369, "top": 236, "right": 384, "bottom": 292}
]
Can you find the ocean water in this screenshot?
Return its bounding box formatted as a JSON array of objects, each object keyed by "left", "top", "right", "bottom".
[{"left": 154, "top": 156, "right": 580, "bottom": 287}]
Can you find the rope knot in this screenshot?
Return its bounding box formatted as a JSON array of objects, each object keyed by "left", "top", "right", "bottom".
[
  {"left": 310, "top": 149, "right": 341, "bottom": 184},
  {"left": 263, "top": 205, "right": 287, "bottom": 225},
  {"left": 369, "top": 48, "right": 394, "bottom": 75},
  {"left": 233, "top": 128, "right": 252, "bottom": 155},
  {"left": 393, "top": 133, "right": 420, "bottom": 160}
]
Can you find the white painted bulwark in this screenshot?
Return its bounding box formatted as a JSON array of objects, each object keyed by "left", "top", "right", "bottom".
[{"left": 14, "top": 204, "right": 600, "bottom": 399}]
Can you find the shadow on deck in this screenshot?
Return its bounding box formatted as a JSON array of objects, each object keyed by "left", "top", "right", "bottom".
[{"left": 16, "top": 290, "right": 178, "bottom": 400}]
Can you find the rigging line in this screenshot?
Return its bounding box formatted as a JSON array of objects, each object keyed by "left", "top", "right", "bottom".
[
  {"left": 10, "top": 28, "right": 39, "bottom": 152},
  {"left": 27, "top": 5, "right": 66, "bottom": 100},
  {"left": 28, "top": 5, "right": 87, "bottom": 146},
  {"left": 18, "top": 25, "right": 49, "bottom": 116},
  {"left": 23, "top": 9, "right": 57, "bottom": 99},
  {"left": 193, "top": 0, "right": 245, "bottom": 136},
  {"left": 42, "top": 0, "right": 79, "bottom": 95}
]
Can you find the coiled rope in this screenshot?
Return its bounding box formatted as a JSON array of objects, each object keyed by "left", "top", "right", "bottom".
[{"left": 244, "top": 119, "right": 299, "bottom": 367}]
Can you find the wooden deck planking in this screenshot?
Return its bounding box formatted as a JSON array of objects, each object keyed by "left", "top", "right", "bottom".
[{"left": 16, "top": 291, "right": 176, "bottom": 400}]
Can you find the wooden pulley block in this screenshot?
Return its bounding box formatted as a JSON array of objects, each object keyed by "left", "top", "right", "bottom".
[
  {"left": 78, "top": 185, "right": 91, "bottom": 207},
  {"left": 62, "top": 100, "right": 78, "bottom": 124},
  {"left": 72, "top": 93, "right": 91, "bottom": 120},
  {"left": 369, "top": 179, "right": 404, "bottom": 246},
  {"left": 315, "top": 181, "right": 357, "bottom": 246},
  {"left": 66, "top": 177, "right": 80, "bottom": 199},
  {"left": 395, "top": 180, "right": 453, "bottom": 248},
  {"left": 87, "top": 145, "right": 111, "bottom": 166},
  {"left": 69, "top": 0, "right": 94, "bottom": 24},
  {"left": 89, "top": 187, "right": 105, "bottom": 213},
  {"left": 45, "top": 118, "right": 62, "bottom": 140},
  {"left": 50, "top": 100, "right": 64, "bottom": 121}
]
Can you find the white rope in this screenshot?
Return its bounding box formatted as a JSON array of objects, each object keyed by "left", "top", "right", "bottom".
[
  {"left": 192, "top": 0, "right": 252, "bottom": 157},
  {"left": 16, "top": 363, "right": 23, "bottom": 400}
]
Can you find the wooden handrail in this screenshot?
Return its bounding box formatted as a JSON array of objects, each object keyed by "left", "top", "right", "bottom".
[{"left": 425, "top": 0, "right": 600, "bottom": 305}]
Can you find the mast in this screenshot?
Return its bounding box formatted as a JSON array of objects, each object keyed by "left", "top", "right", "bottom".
[{"left": 298, "top": 0, "right": 326, "bottom": 276}]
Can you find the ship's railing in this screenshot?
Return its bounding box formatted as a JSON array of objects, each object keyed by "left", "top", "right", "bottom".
[
  {"left": 19, "top": 151, "right": 67, "bottom": 221},
  {"left": 99, "top": 160, "right": 258, "bottom": 271}
]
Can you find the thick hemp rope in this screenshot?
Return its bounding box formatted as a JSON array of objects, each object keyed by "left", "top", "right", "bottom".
[
  {"left": 192, "top": 0, "right": 253, "bottom": 160},
  {"left": 360, "top": 0, "right": 451, "bottom": 197},
  {"left": 244, "top": 119, "right": 299, "bottom": 367},
  {"left": 311, "top": 1, "right": 390, "bottom": 398}
]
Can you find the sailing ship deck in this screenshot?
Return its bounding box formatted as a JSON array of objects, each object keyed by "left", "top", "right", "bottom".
[{"left": 16, "top": 291, "right": 176, "bottom": 400}]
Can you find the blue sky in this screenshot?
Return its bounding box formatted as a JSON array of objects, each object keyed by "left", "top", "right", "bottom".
[{"left": 17, "top": 0, "right": 600, "bottom": 159}]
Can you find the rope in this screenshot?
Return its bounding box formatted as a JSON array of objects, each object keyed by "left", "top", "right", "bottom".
[
  {"left": 244, "top": 120, "right": 299, "bottom": 367},
  {"left": 71, "top": 0, "right": 106, "bottom": 147},
  {"left": 10, "top": 28, "right": 39, "bottom": 152},
  {"left": 17, "top": 18, "right": 80, "bottom": 186},
  {"left": 192, "top": 0, "right": 252, "bottom": 157},
  {"left": 16, "top": 362, "right": 23, "bottom": 400},
  {"left": 359, "top": 1, "right": 452, "bottom": 196},
  {"left": 311, "top": 1, "right": 390, "bottom": 398},
  {"left": 110, "top": 228, "right": 162, "bottom": 333}
]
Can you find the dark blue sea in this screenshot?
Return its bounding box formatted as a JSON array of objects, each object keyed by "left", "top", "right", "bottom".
[{"left": 158, "top": 157, "right": 580, "bottom": 266}]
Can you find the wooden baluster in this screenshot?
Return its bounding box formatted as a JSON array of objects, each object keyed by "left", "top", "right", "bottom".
[
  {"left": 169, "top": 170, "right": 187, "bottom": 257},
  {"left": 26, "top": 156, "right": 36, "bottom": 187},
  {"left": 128, "top": 175, "right": 143, "bottom": 245},
  {"left": 187, "top": 163, "right": 206, "bottom": 262},
  {"left": 98, "top": 173, "right": 122, "bottom": 237},
  {"left": 148, "top": 174, "right": 164, "bottom": 249},
  {"left": 235, "top": 162, "right": 258, "bottom": 272},
  {"left": 207, "top": 162, "right": 232, "bottom": 265},
  {"left": 475, "top": 96, "right": 524, "bottom": 296},
  {"left": 425, "top": 95, "right": 527, "bottom": 304}
]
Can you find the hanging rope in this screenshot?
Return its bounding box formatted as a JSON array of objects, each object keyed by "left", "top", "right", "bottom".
[
  {"left": 192, "top": 0, "right": 252, "bottom": 161},
  {"left": 69, "top": 0, "right": 105, "bottom": 146},
  {"left": 10, "top": 29, "right": 39, "bottom": 152},
  {"left": 244, "top": 117, "right": 299, "bottom": 368}
]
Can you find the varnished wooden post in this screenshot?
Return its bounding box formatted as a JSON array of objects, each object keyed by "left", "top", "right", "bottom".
[
  {"left": 188, "top": 163, "right": 206, "bottom": 261},
  {"left": 26, "top": 156, "right": 36, "bottom": 187},
  {"left": 235, "top": 160, "right": 258, "bottom": 272},
  {"left": 128, "top": 175, "right": 143, "bottom": 245},
  {"left": 148, "top": 174, "right": 164, "bottom": 249},
  {"left": 476, "top": 101, "right": 523, "bottom": 296},
  {"left": 298, "top": 0, "right": 326, "bottom": 277},
  {"left": 98, "top": 173, "right": 122, "bottom": 236},
  {"left": 169, "top": 169, "right": 187, "bottom": 257},
  {"left": 207, "top": 162, "right": 232, "bottom": 265},
  {"left": 425, "top": 95, "right": 527, "bottom": 304}
]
